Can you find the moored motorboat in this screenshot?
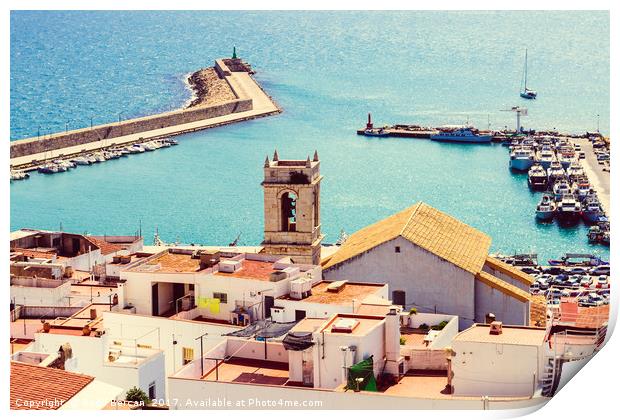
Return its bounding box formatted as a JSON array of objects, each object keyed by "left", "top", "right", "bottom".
[
  {"left": 37, "top": 163, "right": 60, "bottom": 174},
  {"left": 509, "top": 147, "right": 535, "bottom": 171},
  {"left": 430, "top": 126, "right": 492, "bottom": 143},
  {"left": 582, "top": 198, "right": 604, "bottom": 224},
  {"left": 535, "top": 194, "right": 556, "bottom": 222},
  {"left": 363, "top": 128, "right": 389, "bottom": 137},
  {"left": 10, "top": 170, "right": 29, "bottom": 181},
  {"left": 556, "top": 194, "right": 582, "bottom": 225},
  {"left": 546, "top": 161, "right": 565, "bottom": 184},
  {"left": 73, "top": 156, "right": 91, "bottom": 165},
  {"left": 537, "top": 148, "right": 556, "bottom": 170},
  {"left": 566, "top": 162, "right": 585, "bottom": 181},
  {"left": 528, "top": 164, "right": 547, "bottom": 190},
  {"left": 552, "top": 178, "right": 572, "bottom": 200}
]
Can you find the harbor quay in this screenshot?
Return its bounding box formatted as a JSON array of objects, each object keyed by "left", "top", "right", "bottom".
[
  {"left": 9, "top": 55, "right": 281, "bottom": 172},
  {"left": 10, "top": 151, "right": 609, "bottom": 410}
]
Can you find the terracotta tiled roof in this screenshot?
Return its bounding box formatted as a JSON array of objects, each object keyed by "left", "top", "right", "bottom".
[
  {"left": 322, "top": 202, "right": 492, "bottom": 274},
  {"left": 10, "top": 361, "right": 94, "bottom": 410},
  {"left": 484, "top": 256, "right": 534, "bottom": 286},
  {"left": 86, "top": 237, "right": 123, "bottom": 256},
  {"left": 529, "top": 295, "right": 547, "bottom": 328},
  {"left": 475, "top": 271, "right": 531, "bottom": 302}
]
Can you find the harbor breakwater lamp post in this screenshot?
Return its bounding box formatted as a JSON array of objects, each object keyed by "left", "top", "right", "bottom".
[
  {"left": 65, "top": 120, "right": 70, "bottom": 133},
  {"left": 37, "top": 125, "right": 41, "bottom": 140},
  {"left": 597, "top": 114, "right": 600, "bottom": 133},
  {"left": 90, "top": 116, "right": 94, "bottom": 130}
]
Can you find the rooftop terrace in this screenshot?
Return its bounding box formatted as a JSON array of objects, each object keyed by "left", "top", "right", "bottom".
[
  {"left": 278, "top": 281, "right": 385, "bottom": 305},
  {"left": 453, "top": 324, "right": 547, "bottom": 346}
]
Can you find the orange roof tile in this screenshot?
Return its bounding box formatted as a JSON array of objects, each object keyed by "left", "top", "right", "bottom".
[
  {"left": 10, "top": 361, "right": 94, "bottom": 410},
  {"left": 322, "top": 202, "right": 491, "bottom": 274},
  {"left": 86, "top": 237, "right": 123, "bottom": 256}
]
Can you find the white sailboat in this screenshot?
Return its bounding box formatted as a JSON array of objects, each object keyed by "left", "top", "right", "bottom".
[{"left": 520, "top": 49, "right": 537, "bottom": 99}]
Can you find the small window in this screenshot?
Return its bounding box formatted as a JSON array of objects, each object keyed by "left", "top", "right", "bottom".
[
  {"left": 188, "top": 284, "right": 195, "bottom": 291},
  {"left": 213, "top": 292, "right": 228, "bottom": 303},
  {"left": 182, "top": 347, "right": 194, "bottom": 365},
  {"left": 395, "top": 246, "right": 401, "bottom": 253},
  {"left": 148, "top": 381, "right": 156, "bottom": 400}
]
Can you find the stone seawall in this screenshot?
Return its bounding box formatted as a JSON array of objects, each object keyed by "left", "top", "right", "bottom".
[{"left": 10, "top": 98, "right": 252, "bottom": 158}]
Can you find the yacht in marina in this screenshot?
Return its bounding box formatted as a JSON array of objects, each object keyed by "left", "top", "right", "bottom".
[
  {"left": 537, "top": 148, "right": 556, "bottom": 169},
  {"left": 363, "top": 127, "right": 389, "bottom": 137},
  {"left": 556, "top": 194, "right": 582, "bottom": 225},
  {"left": 73, "top": 156, "right": 91, "bottom": 165},
  {"left": 552, "top": 178, "right": 573, "bottom": 201},
  {"left": 566, "top": 162, "right": 585, "bottom": 181},
  {"left": 558, "top": 151, "right": 575, "bottom": 170},
  {"left": 37, "top": 163, "right": 61, "bottom": 174},
  {"left": 535, "top": 194, "right": 556, "bottom": 222},
  {"left": 430, "top": 126, "right": 492, "bottom": 143},
  {"left": 576, "top": 181, "right": 592, "bottom": 201},
  {"left": 128, "top": 144, "right": 146, "bottom": 154},
  {"left": 547, "top": 161, "right": 566, "bottom": 184},
  {"left": 520, "top": 49, "right": 538, "bottom": 99},
  {"left": 509, "top": 147, "right": 535, "bottom": 171},
  {"left": 10, "top": 170, "right": 29, "bottom": 181},
  {"left": 582, "top": 198, "right": 604, "bottom": 224},
  {"left": 528, "top": 164, "right": 548, "bottom": 190}
]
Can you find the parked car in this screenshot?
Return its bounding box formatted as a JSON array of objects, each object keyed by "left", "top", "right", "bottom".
[
  {"left": 520, "top": 267, "right": 540, "bottom": 275},
  {"left": 567, "top": 267, "right": 588, "bottom": 275},
  {"left": 596, "top": 276, "right": 609, "bottom": 289},
  {"left": 590, "top": 265, "right": 610, "bottom": 276}
]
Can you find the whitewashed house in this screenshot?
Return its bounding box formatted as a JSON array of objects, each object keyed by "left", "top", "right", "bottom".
[{"left": 322, "top": 202, "right": 545, "bottom": 329}]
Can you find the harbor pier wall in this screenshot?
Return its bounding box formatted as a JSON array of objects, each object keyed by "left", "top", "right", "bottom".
[{"left": 10, "top": 98, "right": 252, "bottom": 159}]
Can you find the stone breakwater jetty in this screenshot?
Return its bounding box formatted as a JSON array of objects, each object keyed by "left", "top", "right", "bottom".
[{"left": 10, "top": 57, "right": 282, "bottom": 170}]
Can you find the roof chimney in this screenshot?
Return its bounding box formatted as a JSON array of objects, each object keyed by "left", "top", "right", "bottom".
[
  {"left": 264, "top": 155, "right": 270, "bottom": 168},
  {"left": 306, "top": 155, "right": 311, "bottom": 168},
  {"left": 489, "top": 321, "right": 503, "bottom": 335},
  {"left": 273, "top": 149, "right": 279, "bottom": 161},
  {"left": 313, "top": 150, "right": 319, "bottom": 161}
]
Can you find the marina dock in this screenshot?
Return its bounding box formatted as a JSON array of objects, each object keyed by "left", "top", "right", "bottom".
[{"left": 10, "top": 58, "right": 281, "bottom": 172}]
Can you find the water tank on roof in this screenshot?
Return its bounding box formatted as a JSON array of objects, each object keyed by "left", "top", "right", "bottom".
[{"left": 392, "top": 290, "right": 406, "bottom": 307}]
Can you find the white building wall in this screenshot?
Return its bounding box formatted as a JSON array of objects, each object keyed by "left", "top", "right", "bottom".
[
  {"left": 30, "top": 329, "right": 166, "bottom": 400},
  {"left": 324, "top": 237, "right": 476, "bottom": 330},
  {"left": 482, "top": 265, "right": 530, "bottom": 292},
  {"left": 312, "top": 322, "right": 386, "bottom": 389},
  {"left": 102, "top": 311, "right": 240, "bottom": 378},
  {"left": 167, "top": 377, "right": 549, "bottom": 410},
  {"left": 451, "top": 340, "right": 542, "bottom": 397},
  {"left": 11, "top": 282, "right": 71, "bottom": 306},
  {"left": 474, "top": 281, "right": 528, "bottom": 326}
]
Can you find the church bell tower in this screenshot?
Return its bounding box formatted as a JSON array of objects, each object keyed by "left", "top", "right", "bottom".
[{"left": 261, "top": 150, "right": 324, "bottom": 265}]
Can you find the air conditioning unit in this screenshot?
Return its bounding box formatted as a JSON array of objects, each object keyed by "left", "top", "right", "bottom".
[
  {"left": 290, "top": 278, "right": 312, "bottom": 300},
  {"left": 219, "top": 260, "right": 241, "bottom": 273}
]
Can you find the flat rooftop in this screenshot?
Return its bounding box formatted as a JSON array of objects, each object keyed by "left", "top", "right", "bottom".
[
  {"left": 215, "top": 259, "right": 276, "bottom": 281},
  {"left": 453, "top": 324, "right": 547, "bottom": 346},
  {"left": 278, "top": 281, "right": 385, "bottom": 305},
  {"left": 202, "top": 357, "right": 294, "bottom": 386},
  {"left": 130, "top": 251, "right": 206, "bottom": 273},
  {"left": 321, "top": 314, "right": 384, "bottom": 337}
]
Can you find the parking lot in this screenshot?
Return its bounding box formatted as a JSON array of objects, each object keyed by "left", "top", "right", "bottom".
[{"left": 525, "top": 264, "right": 610, "bottom": 307}]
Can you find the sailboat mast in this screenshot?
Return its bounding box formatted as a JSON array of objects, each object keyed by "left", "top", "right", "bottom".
[{"left": 524, "top": 49, "right": 528, "bottom": 90}]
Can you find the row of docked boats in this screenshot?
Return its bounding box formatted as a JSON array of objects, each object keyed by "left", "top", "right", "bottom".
[
  {"left": 508, "top": 135, "right": 609, "bottom": 245},
  {"left": 30, "top": 138, "right": 178, "bottom": 176}
]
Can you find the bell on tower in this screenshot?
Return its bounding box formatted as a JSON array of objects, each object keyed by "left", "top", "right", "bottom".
[{"left": 261, "top": 151, "right": 324, "bottom": 265}]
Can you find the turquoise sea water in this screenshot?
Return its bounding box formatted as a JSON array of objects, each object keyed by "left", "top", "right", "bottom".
[{"left": 10, "top": 11, "right": 610, "bottom": 261}]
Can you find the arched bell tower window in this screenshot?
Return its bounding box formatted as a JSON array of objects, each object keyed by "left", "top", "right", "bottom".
[{"left": 281, "top": 192, "right": 297, "bottom": 232}]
